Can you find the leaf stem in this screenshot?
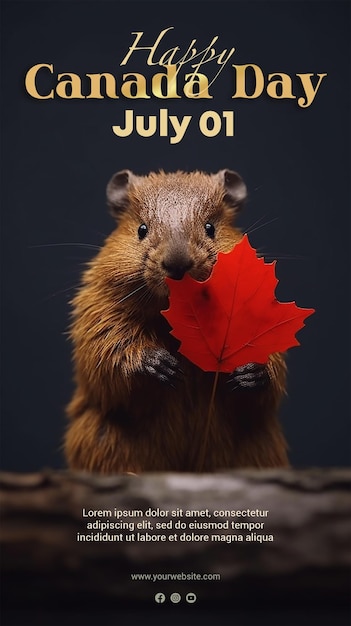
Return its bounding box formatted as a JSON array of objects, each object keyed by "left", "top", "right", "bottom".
[{"left": 196, "top": 368, "right": 220, "bottom": 472}]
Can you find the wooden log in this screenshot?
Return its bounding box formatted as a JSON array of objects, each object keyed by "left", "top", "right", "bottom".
[{"left": 0, "top": 468, "right": 350, "bottom": 617}]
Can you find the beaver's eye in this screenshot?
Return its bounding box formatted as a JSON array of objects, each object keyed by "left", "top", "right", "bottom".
[
  {"left": 138, "top": 223, "right": 148, "bottom": 240},
  {"left": 205, "top": 222, "right": 215, "bottom": 239}
]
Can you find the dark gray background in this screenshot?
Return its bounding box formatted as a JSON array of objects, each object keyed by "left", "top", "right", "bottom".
[{"left": 1, "top": 0, "right": 350, "bottom": 472}]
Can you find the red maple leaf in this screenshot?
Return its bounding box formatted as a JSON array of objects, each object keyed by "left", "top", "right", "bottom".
[{"left": 161, "top": 234, "right": 315, "bottom": 373}]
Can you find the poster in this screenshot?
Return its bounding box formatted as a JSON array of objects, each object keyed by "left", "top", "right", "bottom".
[{"left": 1, "top": 1, "right": 350, "bottom": 625}]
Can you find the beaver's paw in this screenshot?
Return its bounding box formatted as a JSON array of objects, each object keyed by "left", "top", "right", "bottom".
[
  {"left": 228, "top": 362, "right": 270, "bottom": 391},
  {"left": 141, "top": 348, "right": 183, "bottom": 387}
]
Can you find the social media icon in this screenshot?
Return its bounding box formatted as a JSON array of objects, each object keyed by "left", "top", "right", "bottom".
[
  {"left": 170, "top": 592, "right": 181, "bottom": 603},
  {"left": 155, "top": 592, "right": 166, "bottom": 604},
  {"left": 186, "top": 592, "right": 197, "bottom": 604}
]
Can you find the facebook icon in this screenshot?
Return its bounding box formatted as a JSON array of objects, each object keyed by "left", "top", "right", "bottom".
[{"left": 155, "top": 593, "right": 166, "bottom": 604}]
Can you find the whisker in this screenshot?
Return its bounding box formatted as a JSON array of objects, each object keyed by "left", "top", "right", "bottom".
[
  {"left": 116, "top": 283, "right": 147, "bottom": 305},
  {"left": 245, "top": 216, "right": 279, "bottom": 236},
  {"left": 256, "top": 248, "right": 308, "bottom": 261},
  {"left": 29, "top": 242, "right": 102, "bottom": 251},
  {"left": 244, "top": 213, "right": 271, "bottom": 233},
  {"left": 115, "top": 271, "right": 145, "bottom": 285},
  {"left": 263, "top": 254, "right": 307, "bottom": 261},
  {"left": 136, "top": 291, "right": 152, "bottom": 309},
  {"left": 40, "top": 283, "right": 82, "bottom": 302}
]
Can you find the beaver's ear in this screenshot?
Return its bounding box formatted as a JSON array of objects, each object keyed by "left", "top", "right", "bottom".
[
  {"left": 107, "top": 169, "right": 137, "bottom": 218},
  {"left": 215, "top": 169, "right": 247, "bottom": 211}
]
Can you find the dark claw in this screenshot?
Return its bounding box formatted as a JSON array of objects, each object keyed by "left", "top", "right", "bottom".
[
  {"left": 141, "top": 348, "right": 183, "bottom": 386},
  {"left": 228, "top": 362, "right": 270, "bottom": 392}
]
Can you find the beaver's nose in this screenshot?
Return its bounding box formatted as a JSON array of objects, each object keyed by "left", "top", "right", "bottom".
[{"left": 162, "top": 257, "right": 194, "bottom": 280}]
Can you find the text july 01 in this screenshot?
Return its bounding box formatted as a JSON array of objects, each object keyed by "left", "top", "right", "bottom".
[{"left": 111, "top": 109, "right": 234, "bottom": 143}]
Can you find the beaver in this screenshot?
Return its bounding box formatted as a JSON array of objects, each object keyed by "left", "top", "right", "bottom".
[{"left": 64, "top": 169, "right": 289, "bottom": 473}]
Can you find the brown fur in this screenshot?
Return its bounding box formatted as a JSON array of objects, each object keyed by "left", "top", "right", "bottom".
[{"left": 64, "top": 170, "right": 289, "bottom": 473}]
